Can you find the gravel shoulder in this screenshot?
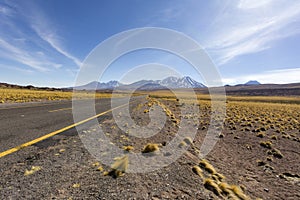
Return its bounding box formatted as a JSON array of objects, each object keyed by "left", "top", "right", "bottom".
[{"left": 0, "top": 97, "right": 299, "bottom": 199}]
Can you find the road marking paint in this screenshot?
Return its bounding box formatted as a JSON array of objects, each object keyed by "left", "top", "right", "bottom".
[
  {"left": 0, "top": 103, "right": 129, "bottom": 158},
  {"left": 48, "top": 107, "right": 72, "bottom": 112}
]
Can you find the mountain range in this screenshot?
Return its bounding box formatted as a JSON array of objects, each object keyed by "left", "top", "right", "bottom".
[{"left": 74, "top": 76, "right": 206, "bottom": 90}]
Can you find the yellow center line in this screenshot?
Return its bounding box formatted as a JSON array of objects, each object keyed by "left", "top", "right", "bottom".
[
  {"left": 48, "top": 107, "right": 72, "bottom": 112},
  {"left": 0, "top": 103, "right": 129, "bottom": 158}
]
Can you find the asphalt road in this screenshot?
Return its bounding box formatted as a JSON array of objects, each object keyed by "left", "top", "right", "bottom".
[{"left": 0, "top": 98, "right": 130, "bottom": 153}]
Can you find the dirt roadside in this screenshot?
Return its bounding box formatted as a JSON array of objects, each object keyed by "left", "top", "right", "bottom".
[{"left": 0, "top": 97, "right": 299, "bottom": 199}]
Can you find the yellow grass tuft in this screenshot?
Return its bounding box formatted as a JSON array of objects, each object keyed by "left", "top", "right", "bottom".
[
  {"left": 230, "top": 185, "right": 249, "bottom": 200},
  {"left": 260, "top": 141, "right": 272, "bottom": 149},
  {"left": 111, "top": 155, "right": 128, "bottom": 172},
  {"left": 213, "top": 173, "right": 225, "bottom": 182},
  {"left": 123, "top": 145, "right": 134, "bottom": 152},
  {"left": 105, "top": 155, "right": 129, "bottom": 178},
  {"left": 218, "top": 182, "right": 232, "bottom": 195},
  {"left": 178, "top": 141, "right": 187, "bottom": 148},
  {"left": 267, "top": 148, "right": 283, "bottom": 158},
  {"left": 256, "top": 132, "right": 265, "bottom": 138},
  {"left": 142, "top": 143, "right": 160, "bottom": 153},
  {"left": 59, "top": 148, "right": 66, "bottom": 153},
  {"left": 203, "top": 178, "right": 221, "bottom": 196},
  {"left": 103, "top": 171, "right": 109, "bottom": 176},
  {"left": 24, "top": 166, "right": 42, "bottom": 176},
  {"left": 92, "top": 162, "right": 100, "bottom": 167},
  {"left": 96, "top": 166, "right": 104, "bottom": 171},
  {"left": 72, "top": 183, "right": 80, "bottom": 188},
  {"left": 199, "top": 159, "right": 216, "bottom": 174},
  {"left": 183, "top": 137, "right": 193, "bottom": 145},
  {"left": 270, "top": 135, "right": 278, "bottom": 140},
  {"left": 192, "top": 165, "right": 203, "bottom": 178}
]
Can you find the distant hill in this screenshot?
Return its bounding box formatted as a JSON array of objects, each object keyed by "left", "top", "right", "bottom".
[
  {"left": 234, "top": 80, "right": 261, "bottom": 87},
  {"left": 74, "top": 81, "right": 123, "bottom": 90},
  {"left": 2, "top": 80, "right": 300, "bottom": 96},
  {"left": 245, "top": 80, "right": 261, "bottom": 85},
  {"left": 221, "top": 82, "right": 300, "bottom": 96},
  {"left": 0, "top": 82, "right": 63, "bottom": 91},
  {"left": 73, "top": 76, "right": 206, "bottom": 90}
]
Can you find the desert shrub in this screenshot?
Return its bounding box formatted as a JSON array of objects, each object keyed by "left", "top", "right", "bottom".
[
  {"left": 183, "top": 137, "right": 193, "bottom": 145},
  {"left": 270, "top": 135, "right": 278, "bottom": 140},
  {"left": 105, "top": 155, "right": 129, "bottom": 178},
  {"left": 230, "top": 185, "right": 249, "bottom": 200},
  {"left": 178, "top": 141, "right": 187, "bottom": 148},
  {"left": 199, "top": 159, "right": 216, "bottom": 174},
  {"left": 142, "top": 143, "right": 160, "bottom": 153},
  {"left": 204, "top": 178, "right": 221, "bottom": 196},
  {"left": 192, "top": 165, "right": 203, "bottom": 177},
  {"left": 266, "top": 156, "right": 273, "bottom": 162},
  {"left": 218, "top": 182, "right": 231, "bottom": 195},
  {"left": 111, "top": 155, "right": 128, "bottom": 172},
  {"left": 212, "top": 173, "right": 225, "bottom": 182},
  {"left": 267, "top": 148, "right": 283, "bottom": 159},
  {"left": 256, "top": 160, "right": 266, "bottom": 166},
  {"left": 256, "top": 132, "right": 265, "bottom": 138},
  {"left": 260, "top": 141, "right": 272, "bottom": 149},
  {"left": 123, "top": 145, "right": 134, "bottom": 152}
]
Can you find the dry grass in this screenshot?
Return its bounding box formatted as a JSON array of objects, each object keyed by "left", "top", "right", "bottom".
[
  {"left": 178, "top": 141, "right": 187, "bottom": 148},
  {"left": 122, "top": 145, "right": 134, "bottom": 152},
  {"left": 256, "top": 132, "right": 265, "bottom": 138},
  {"left": 191, "top": 158, "right": 250, "bottom": 199},
  {"left": 203, "top": 178, "right": 221, "bottom": 196},
  {"left": 213, "top": 173, "right": 225, "bottom": 182},
  {"left": 142, "top": 143, "right": 160, "bottom": 153},
  {"left": 218, "top": 182, "right": 232, "bottom": 195},
  {"left": 104, "top": 155, "right": 129, "bottom": 178},
  {"left": 24, "top": 166, "right": 42, "bottom": 176},
  {"left": 0, "top": 88, "right": 128, "bottom": 103},
  {"left": 260, "top": 141, "right": 272, "bottom": 149},
  {"left": 111, "top": 156, "right": 129, "bottom": 172},
  {"left": 199, "top": 159, "right": 217, "bottom": 174},
  {"left": 270, "top": 135, "right": 278, "bottom": 140},
  {"left": 147, "top": 89, "right": 300, "bottom": 104},
  {"left": 192, "top": 165, "right": 203, "bottom": 178},
  {"left": 179, "top": 137, "right": 193, "bottom": 148},
  {"left": 142, "top": 91, "right": 300, "bottom": 199},
  {"left": 230, "top": 185, "right": 249, "bottom": 200},
  {"left": 267, "top": 148, "right": 284, "bottom": 159}
]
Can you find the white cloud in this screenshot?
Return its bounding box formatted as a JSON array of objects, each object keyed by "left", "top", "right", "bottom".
[
  {"left": 22, "top": 2, "right": 82, "bottom": 67},
  {"left": 0, "top": 38, "right": 59, "bottom": 72},
  {"left": 205, "top": 1, "right": 300, "bottom": 65},
  {"left": 32, "top": 25, "right": 82, "bottom": 67},
  {"left": 0, "top": 1, "right": 82, "bottom": 71}
]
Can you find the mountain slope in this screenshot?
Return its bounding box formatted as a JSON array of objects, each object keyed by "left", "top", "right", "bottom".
[
  {"left": 74, "top": 81, "right": 123, "bottom": 90},
  {"left": 74, "top": 76, "right": 206, "bottom": 90},
  {"left": 245, "top": 80, "right": 261, "bottom": 85}
]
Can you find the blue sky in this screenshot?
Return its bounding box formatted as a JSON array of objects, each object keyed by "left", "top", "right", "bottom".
[{"left": 0, "top": 0, "right": 300, "bottom": 87}]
